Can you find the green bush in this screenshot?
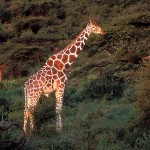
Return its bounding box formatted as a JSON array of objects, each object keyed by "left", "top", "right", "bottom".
[
  {"left": 0, "top": 98, "right": 9, "bottom": 120},
  {"left": 0, "top": 80, "right": 18, "bottom": 90},
  {"left": 135, "top": 62, "right": 150, "bottom": 127},
  {"left": 63, "top": 100, "right": 135, "bottom": 150},
  {"left": 65, "top": 72, "right": 124, "bottom": 103},
  {"left": 34, "top": 95, "right": 55, "bottom": 132},
  {"left": 49, "top": 135, "right": 76, "bottom": 150},
  {"left": 0, "top": 125, "right": 23, "bottom": 150},
  {"left": 25, "top": 134, "right": 76, "bottom": 150}
]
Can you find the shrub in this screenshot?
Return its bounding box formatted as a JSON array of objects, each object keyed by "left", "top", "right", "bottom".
[
  {"left": 65, "top": 72, "right": 125, "bottom": 103},
  {"left": 0, "top": 6, "right": 12, "bottom": 23},
  {"left": 0, "top": 98, "right": 9, "bottom": 120},
  {"left": 135, "top": 62, "right": 150, "bottom": 127},
  {"left": 25, "top": 134, "right": 76, "bottom": 150},
  {"left": 135, "top": 132, "right": 150, "bottom": 149},
  {"left": 0, "top": 80, "right": 18, "bottom": 90},
  {"left": 49, "top": 135, "right": 76, "bottom": 150},
  {"left": 34, "top": 95, "right": 55, "bottom": 132},
  {"left": 0, "top": 30, "right": 12, "bottom": 43},
  {"left": 65, "top": 101, "right": 103, "bottom": 150}
]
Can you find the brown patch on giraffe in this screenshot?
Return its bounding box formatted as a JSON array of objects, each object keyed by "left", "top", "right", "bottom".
[
  {"left": 33, "top": 80, "right": 38, "bottom": 85},
  {"left": 70, "top": 45, "right": 76, "bottom": 53},
  {"left": 40, "top": 76, "right": 46, "bottom": 83},
  {"left": 76, "top": 48, "right": 81, "bottom": 55},
  {"left": 29, "top": 89, "right": 34, "bottom": 95},
  {"left": 83, "top": 38, "right": 87, "bottom": 44},
  {"left": 77, "top": 38, "right": 81, "bottom": 42},
  {"left": 29, "top": 79, "right": 33, "bottom": 84},
  {"left": 57, "top": 55, "right": 62, "bottom": 60},
  {"left": 61, "top": 54, "right": 68, "bottom": 63},
  {"left": 37, "top": 74, "right": 40, "bottom": 80},
  {"left": 46, "top": 75, "right": 52, "bottom": 81},
  {"left": 38, "top": 80, "right": 43, "bottom": 86},
  {"left": 28, "top": 83, "right": 33, "bottom": 89},
  {"left": 53, "top": 74, "right": 57, "bottom": 80},
  {"left": 46, "top": 59, "right": 53, "bottom": 66},
  {"left": 58, "top": 71, "right": 64, "bottom": 78},
  {"left": 81, "top": 42, "right": 84, "bottom": 48},
  {"left": 75, "top": 42, "right": 80, "bottom": 47},
  {"left": 51, "top": 55, "right": 56, "bottom": 60},
  {"left": 52, "top": 67, "right": 57, "bottom": 74},
  {"left": 41, "top": 72, "right": 46, "bottom": 77},
  {"left": 69, "top": 54, "right": 76, "bottom": 62},
  {"left": 47, "top": 70, "right": 52, "bottom": 75},
  {"left": 60, "top": 76, "right": 65, "bottom": 82},
  {"left": 65, "top": 63, "right": 70, "bottom": 69},
  {"left": 45, "top": 66, "right": 50, "bottom": 70},
  {"left": 54, "top": 60, "right": 64, "bottom": 70},
  {"left": 85, "top": 33, "right": 88, "bottom": 38},
  {"left": 46, "top": 82, "right": 52, "bottom": 87},
  {"left": 38, "top": 70, "right": 42, "bottom": 74},
  {"left": 32, "top": 76, "right": 36, "bottom": 81},
  {"left": 65, "top": 50, "right": 70, "bottom": 54},
  {"left": 33, "top": 88, "right": 39, "bottom": 94}
]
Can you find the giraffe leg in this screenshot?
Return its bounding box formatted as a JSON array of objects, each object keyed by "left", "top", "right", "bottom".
[
  {"left": 23, "top": 108, "right": 29, "bottom": 133},
  {"left": 23, "top": 95, "right": 40, "bottom": 134},
  {"left": 23, "top": 107, "right": 35, "bottom": 134},
  {"left": 28, "top": 108, "right": 35, "bottom": 133},
  {"left": 55, "top": 86, "right": 65, "bottom": 133},
  {"left": 23, "top": 88, "right": 28, "bottom": 133}
]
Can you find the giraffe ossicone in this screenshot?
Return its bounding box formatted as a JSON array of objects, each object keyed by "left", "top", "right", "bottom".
[{"left": 23, "top": 19, "right": 104, "bottom": 134}]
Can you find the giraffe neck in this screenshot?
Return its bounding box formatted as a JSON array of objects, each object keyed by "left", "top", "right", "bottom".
[{"left": 60, "top": 25, "right": 91, "bottom": 67}]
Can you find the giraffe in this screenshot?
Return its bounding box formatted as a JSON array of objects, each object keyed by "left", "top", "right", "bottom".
[{"left": 23, "top": 19, "right": 104, "bottom": 134}]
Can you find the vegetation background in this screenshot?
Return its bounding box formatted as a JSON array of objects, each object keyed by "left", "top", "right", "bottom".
[{"left": 0, "top": 0, "right": 149, "bottom": 149}]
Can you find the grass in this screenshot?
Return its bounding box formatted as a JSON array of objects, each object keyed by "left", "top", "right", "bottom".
[{"left": 0, "top": 75, "right": 149, "bottom": 149}]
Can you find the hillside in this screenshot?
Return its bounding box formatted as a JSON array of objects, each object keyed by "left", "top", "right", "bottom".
[{"left": 0, "top": 0, "right": 150, "bottom": 149}]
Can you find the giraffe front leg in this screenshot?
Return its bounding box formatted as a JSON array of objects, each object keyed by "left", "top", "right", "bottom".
[{"left": 55, "top": 86, "right": 64, "bottom": 133}]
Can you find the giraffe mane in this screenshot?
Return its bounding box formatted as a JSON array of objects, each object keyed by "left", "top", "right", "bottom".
[
  {"left": 90, "top": 19, "right": 99, "bottom": 26},
  {"left": 57, "top": 26, "right": 87, "bottom": 54}
]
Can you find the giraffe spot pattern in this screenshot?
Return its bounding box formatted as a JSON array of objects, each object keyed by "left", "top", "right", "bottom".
[
  {"left": 23, "top": 20, "right": 104, "bottom": 133},
  {"left": 54, "top": 60, "right": 64, "bottom": 70}
]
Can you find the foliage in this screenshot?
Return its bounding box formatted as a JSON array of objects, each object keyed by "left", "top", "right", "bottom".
[
  {"left": 63, "top": 100, "right": 136, "bottom": 150},
  {"left": 0, "top": 0, "right": 149, "bottom": 149},
  {"left": 135, "top": 62, "right": 150, "bottom": 127},
  {"left": 34, "top": 95, "right": 55, "bottom": 132}
]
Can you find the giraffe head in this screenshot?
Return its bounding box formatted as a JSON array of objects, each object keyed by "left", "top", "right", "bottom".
[{"left": 89, "top": 19, "right": 104, "bottom": 35}]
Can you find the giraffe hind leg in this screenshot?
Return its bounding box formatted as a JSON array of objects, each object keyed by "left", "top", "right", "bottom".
[
  {"left": 23, "top": 107, "right": 35, "bottom": 134},
  {"left": 28, "top": 108, "right": 34, "bottom": 133},
  {"left": 23, "top": 108, "right": 29, "bottom": 133}
]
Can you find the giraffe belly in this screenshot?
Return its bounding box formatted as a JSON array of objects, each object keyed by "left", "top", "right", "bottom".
[
  {"left": 44, "top": 94, "right": 49, "bottom": 97},
  {"left": 43, "top": 86, "right": 54, "bottom": 97}
]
